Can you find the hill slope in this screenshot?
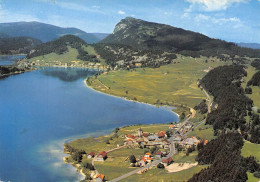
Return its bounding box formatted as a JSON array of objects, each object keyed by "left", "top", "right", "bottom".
[
  {"left": 0, "top": 37, "right": 42, "bottom": 54},
  {"left": 102, "top": 17, "right": 260, "bottom": 58},
  {"left": 0, "top": 21, "right": 104, "bottom": 43},
  {"left": 25, "top": 35, "right": 104, "bottom": 67}
]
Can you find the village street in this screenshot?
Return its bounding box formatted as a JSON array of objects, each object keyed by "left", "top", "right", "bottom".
[{"left": 108, "top": 84, "right": 212, "bottom": 182}]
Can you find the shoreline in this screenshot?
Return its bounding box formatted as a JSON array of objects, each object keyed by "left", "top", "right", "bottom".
[{"left": 84, "top": 78, "right": 180, "bottom": 117}]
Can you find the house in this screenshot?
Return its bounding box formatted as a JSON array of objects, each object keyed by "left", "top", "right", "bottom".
[
  {"left": 95, "top": 151, "right": 107, "bottom": 161},
  {"left": 157, "top": 131, "right": 166, "bottom": 138},
  {"left": 87, "top": 152, "right": 95, "bottom": 159},
  {"left": 144, "top": 152, "right": 151, "bottom": 158},
  {"left": 135, "top": 63, "right": 142, "bottom": 67},
  {"left": 138, "top": 158, "right": 147, "bottom": 167},
  {"left": 142, "top": 133, "right": 149, "bottom": 137},
  {"left": 143, "top": 153, "right": 153, "bottom": 163},
  {"left": 155, "top": 151, "right": 163, "bottom": 158},
  {"left": 95, "top": 174, "right": 105, "bottom": 182},
  {"left": 137, "top": 128, "right": 143, "bottom": 137},
  {"left": 183, "top": 137, "right": 200, "bottom": 147},
  {"left": 162, "top": 157, "right": 173, "bottom": 166},
  {"left": 173, "top": 134, "right": 182, "bottom": 142},
  {"left": 169, "top": 125, "right": 175, "bottom": 129},
  {"left": 148, "top": 135, "right": 159, "bottom": 141},
  {"left": 126, "top": 134, "right": 136, "bottom": 140}
]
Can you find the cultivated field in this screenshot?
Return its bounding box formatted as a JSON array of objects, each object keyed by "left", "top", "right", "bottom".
[{"left": 88, "top": 56, "right": 228, "bottom": 115}]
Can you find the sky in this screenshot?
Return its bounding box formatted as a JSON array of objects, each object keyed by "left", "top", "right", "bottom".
[{"left": 0, "top": 0, "right": 260, "bottom": 43}]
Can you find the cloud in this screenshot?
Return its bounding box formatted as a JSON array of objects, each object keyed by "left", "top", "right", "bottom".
[
  {"left": 0, "top": 9, "right": 40, "bottom": 23},
  {"left": 191, "top": 13, "right": 242, "bottom": 28},
  {"left": 118, "top": 10, "right": 125, "bottom": 15},
  {"left": 55, "top": 1, "right": 105, "bottom": 14},
  {"left": 185, "top": 0, "right": 249, "bottom": 11}
]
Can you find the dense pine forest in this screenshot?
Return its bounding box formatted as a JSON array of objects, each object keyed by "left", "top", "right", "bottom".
[{"left": 188, "top": 64, "right": 260, "bottom": 181}]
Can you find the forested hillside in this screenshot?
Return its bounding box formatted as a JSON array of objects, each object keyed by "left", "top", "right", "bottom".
[
  {"left": 0, "top": 37, "right": 41, "bottom": 54},
  {"left": 102, "top": 17, "right": 260, "bottom": 58},
  {"left": 189, "top": 132, "right": 260, "bottom": 182}
]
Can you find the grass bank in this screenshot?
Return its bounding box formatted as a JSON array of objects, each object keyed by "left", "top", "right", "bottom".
[{"left": 87, "top": 56, "right": 227, "bottom": 115}]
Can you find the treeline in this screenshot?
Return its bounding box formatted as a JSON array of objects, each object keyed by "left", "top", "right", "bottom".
[
  {"left": 194, "top": 99, "right": 208, "bottom": 114},
  {"left": 0, "top": 65, "right": 26, "bottom": 75},
  {"left": 189, "top": 132, "right": 260, "bottom": 182},
  {"left": 94, "top": 43, "right": 177, "bottom": 68},
  {"left": 28, "top": 35, "right": 86, "bottom": 58},
  {"left": 199, "top": 65, "right": 260, "bottom": 144},
  {"left": 251, "top": 59, "right": 260, "bottom": 70},
  {"left": 0, "top": 37, "right": 41, "bottom": 54},
  {"left": 248, "top": 59, "right": 260, "bottom": 87},
  {"left": 247, "top": 71, "right": 260, "bottom": 87}
]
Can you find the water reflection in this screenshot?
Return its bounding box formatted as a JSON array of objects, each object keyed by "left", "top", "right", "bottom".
[
  {"left": 41, "top": 67, "right": 101, "bottom": 82},
  {"left": 0, "top": 55, "right": 26, "bottom": 65}
]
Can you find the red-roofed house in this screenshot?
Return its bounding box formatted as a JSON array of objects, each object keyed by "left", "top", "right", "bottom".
[
  {"left": 158, "top": 131, "right": 166, "bottom": 138},
  {"left": 126, "top": 134, "right": 136, "bottom": 140},
  {"left": 87, "top": 152, "right": 95, "bottom": 159},
  {"left": 95, "top": 174, "right": 105, "bottom": 182},
  {"left": 96, "top": 151, "right": 107, "bottom": 161},
  {"left": 142, "top": 133, "right": 149, "bottom": 137},
  {"left": 155, "top": 151, "right": 163, "bottom": 158},
  {"left": 162, "top": 157, "right": 173, "bottom": 166}
]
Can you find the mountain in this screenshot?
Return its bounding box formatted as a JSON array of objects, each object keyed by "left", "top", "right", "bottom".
[
  {"left": 0, "top": 32, "right": 9, "bottom": 38},
  {"left": 0, "top": 37, "right": 42, "bottom": 54},
  {"left": 28, "top": 35, "right": 100, "bottom": 63},
  {"left": 236, "top": 42, "right": 260, "bottom": 50},
  {"left": 102, "top": 17, "right": 260, "bottom": 58},
  {"left": 0, "top": 21, "right": 105, "bottom": 43},
  {"left": 90, "top": 33, "right": 110, "bottom": 40}
]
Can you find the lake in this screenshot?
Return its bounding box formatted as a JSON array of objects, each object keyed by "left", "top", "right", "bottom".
[
  {"left": 0, "top": 57, "right": 178, "bottom": 182},
  {"left": 0, "top": 55, "right": 26, "bottom": 65}
]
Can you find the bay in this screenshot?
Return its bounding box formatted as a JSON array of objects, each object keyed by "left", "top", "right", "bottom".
[{"left": 0, "top": 58, "right": 178, "bottom": 182}]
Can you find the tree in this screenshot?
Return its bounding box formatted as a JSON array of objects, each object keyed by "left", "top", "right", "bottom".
[
  {"left": 157, "top": 163, "right": 165, "bottom": 169},
  {"left": 129, "top": 155, "right": 137, "bottom": 163},
  {"left": 71, "top": 151, "right": 83, "bottom": 162},
  {"left": 166, "top": 130, "right": 173, "bottom": 137}
]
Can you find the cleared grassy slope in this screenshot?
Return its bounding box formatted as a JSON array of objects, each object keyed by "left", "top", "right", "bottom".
[{"left": 88, "top": 56, "right": 227, "bottom": 113}]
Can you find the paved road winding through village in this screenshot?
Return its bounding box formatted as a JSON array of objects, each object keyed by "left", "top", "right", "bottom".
[{"left": 109, "top": 85, "right": 212, "bottom": 182}]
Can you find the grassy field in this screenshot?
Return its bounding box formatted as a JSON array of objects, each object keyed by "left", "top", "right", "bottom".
[
  {"left": 119, "top": 124, "right": 173, "bottom": 135},
  {"left": 247, "top": 172, "right": 260, "bottom": 182},
  {"left": 28, "top": 46, "right": 83, "bottom": 63},
  {"left": 241, "top": 140, "right": 260, "bottom": 162},
  {"left": 68, "top": 123, "right": 174, "bottom": 154},
  {"left": 173, "top": 151, "right": 198, "bottom": 163},
  {"left": 242, "top": 66, "right": 260, "bottom": 108},
  {"left": 88, "top": 56, "right": 228, "bottom": 115},
  {"left": 95, "top": 148, "right": 146, "bottom": 181},
  {"left": 27, "top": 45, "right": 106, "bottom": 66},
  {"left": 187, "top": 121, "right": 215, "bottom": 141},
  {"left": 121, "top": 165, "right": 209, "bottom": 182},
  {"left": 68, "top": 135, "right": 125, "bottom": 155}
]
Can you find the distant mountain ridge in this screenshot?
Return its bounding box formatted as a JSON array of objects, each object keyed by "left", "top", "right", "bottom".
[
  {"left": 102, "top": 17, "right": 260, "bottom": 58},
  {"left": 236, "top": 42, "right": 260, "bottom": 50},
  {"left": 0, "top": 21, "right": 107, "bottom": 43}
]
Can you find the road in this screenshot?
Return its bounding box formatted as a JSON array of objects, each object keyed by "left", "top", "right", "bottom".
[
  {"left": 109, "top": 86, "right": 211, "bottom": 182},
  {"left": 109, "top": 142, "right": 175, "bottom": 182},
  {"left": 200, "top": 86, "right": 212, "bottom": 113}
]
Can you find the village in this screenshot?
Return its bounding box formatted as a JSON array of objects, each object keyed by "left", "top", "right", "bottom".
[{"left": 64, "top": 114, "right": 210, "bottom": 182}]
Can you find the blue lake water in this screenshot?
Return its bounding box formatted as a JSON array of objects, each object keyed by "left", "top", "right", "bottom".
[
  {"left": 0, "top": 55, "right": 26, "bottom": 65},
  {"left": 0, "top": 62, "right": 178, "bottom": 182}
]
